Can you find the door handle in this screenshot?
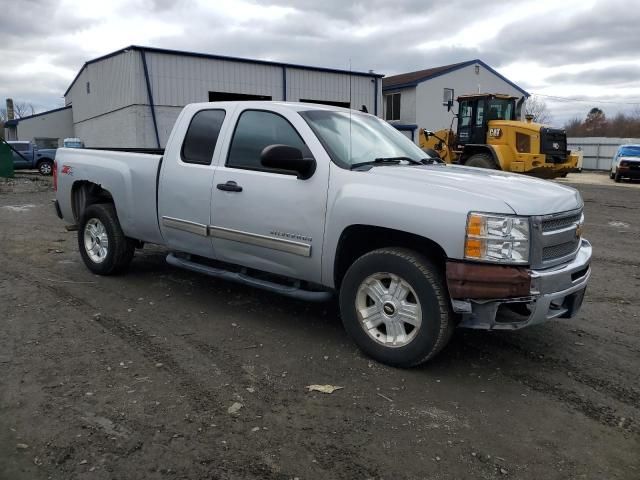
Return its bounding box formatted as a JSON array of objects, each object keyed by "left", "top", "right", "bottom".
[{"left": 217, "top": 181, "right": 243, "bottom": 192}]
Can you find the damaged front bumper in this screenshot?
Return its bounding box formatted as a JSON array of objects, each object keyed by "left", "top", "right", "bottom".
[{"left": 448, "top": 239, "right": 592, "bottom": 330}]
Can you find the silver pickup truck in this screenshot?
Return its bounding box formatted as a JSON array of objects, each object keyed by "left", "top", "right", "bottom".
[{"left": 54, "top": 101, "right": 591, "bottom": 367}]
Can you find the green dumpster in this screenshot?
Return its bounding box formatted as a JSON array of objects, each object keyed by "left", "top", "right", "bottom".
[{"left": 0, "top": 140, "right": 14, "bottom": 178}]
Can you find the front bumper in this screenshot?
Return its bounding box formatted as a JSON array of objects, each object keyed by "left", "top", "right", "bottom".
[
  {"left": 617, "top": 164, "right": 640, "bottom": 178},
  {"left": 452, "top": 239, "right": 592, "bottom": 330}
]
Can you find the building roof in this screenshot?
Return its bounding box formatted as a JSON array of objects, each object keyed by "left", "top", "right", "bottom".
[
  {"left": 3, "top": 105, "right": 71, "bottom": 127},
  {"left": 64, "top": 45, "right": 384, "bottom": 97},
  {"left": 382, "top": 59, "right": 529, "bottom": 97}
]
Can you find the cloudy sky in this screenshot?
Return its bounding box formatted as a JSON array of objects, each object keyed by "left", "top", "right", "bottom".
[{"left": 1, "top": 0, "right": 639, "bottom": 125}]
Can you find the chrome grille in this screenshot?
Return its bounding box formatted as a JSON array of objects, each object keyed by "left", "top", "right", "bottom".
[
  {"left": 543, "top": 240, "right": 580, "bottom": 260},
  {"left": 542, "top": 213, "right": 582, "bottom": 232},
  {"left": 531, "top": 208, "right": 583, "bottom": 269}
]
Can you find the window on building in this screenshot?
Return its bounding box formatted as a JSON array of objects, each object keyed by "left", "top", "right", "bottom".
[
  {"left": 209, "top": 91, "right": 272, "bottom": 102},
  {"left": 385, "top": 93, "right": 401, "bottom": 121},
  {"left": 86, "top": 82, "right": 90, "bottom": 94},
  {"left": 299, "top": 99, "right": 350, "bottom": 109},
  {"left": 181, "top": 109, "right": 226, "bottom": 165},
  {"left": 227, "top": 110, "right": 308, "bottom": 172}
]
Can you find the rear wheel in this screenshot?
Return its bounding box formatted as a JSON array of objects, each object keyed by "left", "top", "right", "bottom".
[
  {"left": 339, "top": 248, "right": 455, "bottom": 367},
  {"left": 37, "top": 160, "right": 53, "bottom": 176},
  {"left": 78, "top": 203, "right": 135, "bottom": 275},
  {"left": 465, "top": 153, "right": 498, "bottom": 169}
]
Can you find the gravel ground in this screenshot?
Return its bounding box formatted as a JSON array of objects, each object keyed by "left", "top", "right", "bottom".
[{"left": 1, "top": 173, "right": 638, "bottom": 479}]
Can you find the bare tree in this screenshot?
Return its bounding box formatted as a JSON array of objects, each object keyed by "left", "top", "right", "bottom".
[
  {"left": 13, "top": 102, "right": 35, "bottom": 118},
  {"left": 524, "top": 96, "right": 552, "bottom": 124}
]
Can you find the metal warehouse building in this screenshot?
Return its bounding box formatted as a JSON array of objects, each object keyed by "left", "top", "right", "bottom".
[
  {"left": 62, "top": 45, "right": 383, "bottom": 148},
  {"left": 3, "top": 105, "right": 74, "bottom": 147}
]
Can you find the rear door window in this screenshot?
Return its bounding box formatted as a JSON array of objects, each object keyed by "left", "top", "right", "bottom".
[{"left": 181, "top": 109, "right": 226, "bottom": 165}]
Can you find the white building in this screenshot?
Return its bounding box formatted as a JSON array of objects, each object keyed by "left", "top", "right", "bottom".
[
  {"left": 382, "top": 60, "right": 528, "bottom": 140},
  {"left": 3, "top": 106, "right": 74, "bottom": 147},
  {"left": 61, "top": 45, "right": 383, "bottom": 148}
]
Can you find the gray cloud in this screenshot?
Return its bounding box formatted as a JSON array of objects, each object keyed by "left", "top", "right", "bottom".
[
  {"left": 0, "top": 0, "right": 638, "bottom": 126},
  {"left": 546, "top": 65, "right": 640, "bottom": 86}
]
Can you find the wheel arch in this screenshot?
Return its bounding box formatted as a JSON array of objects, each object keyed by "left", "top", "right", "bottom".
[
  {"left": 71, "top": 180, "right": 116, "bottom": 223},
  {"left": 333, "top": 224, "right": 448, "bottom": 289},
  {"left": 459, "top": 144, "right": 500, "bottom": 167}
]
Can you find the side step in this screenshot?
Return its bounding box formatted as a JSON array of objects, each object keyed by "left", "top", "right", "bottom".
[{"left": 166, "top": 253, "right": 333, "bottom": 302}]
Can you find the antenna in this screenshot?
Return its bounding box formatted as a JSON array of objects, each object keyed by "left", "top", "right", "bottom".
[{"left": 349, "top": 58, "right": 352, "bottom": 165}]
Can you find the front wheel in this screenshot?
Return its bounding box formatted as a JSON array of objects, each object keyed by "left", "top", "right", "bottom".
[
  {"left": 78, "top": 203, "right": 136, "bottom": 275},
  {"left": 465, "top": 153, "right": 498, "bottom": 169},
  {"left": 37, "top": 160, "right": 53, "bottom": 176},
  {"left": 614, "top": 170, "right": 622, "bottom": 183},
  {"left": 339, "top": 248, "right": 455, "bottom": 367}
]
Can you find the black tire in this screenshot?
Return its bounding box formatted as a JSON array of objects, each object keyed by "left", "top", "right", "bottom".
[
  {"left": 78, "top": 203, "right": 135, "bottom": 275},
  {"left": 422, "top": 148, "right": 441, "bottom": 160},
  {"left": 464, "top": 153, "right": 498, "bottom": 169},
  {"left": 614, "top": 170, "right": 622, "bottom": 183},
  {"left": 37, "top": 159, "right": 53, "bottom": 176},
  {"left": 339, "top": 248, "right": 455, "bottom": 367},
  {"left": 609, "top": 171, "right": 615, "bottom": 179}
]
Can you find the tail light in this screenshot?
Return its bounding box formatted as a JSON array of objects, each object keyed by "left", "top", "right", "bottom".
[{"left": 53, "top": 160, "right": 58, "bottom": 191}]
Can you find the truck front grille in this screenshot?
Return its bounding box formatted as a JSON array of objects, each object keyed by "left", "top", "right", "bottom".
[
  {"left": 540, "top": 127, "right": 568, "bottom": 163},
  {"left": 543, "top": 240, "right": 580, "bottom": 260},
  {"left": 531, "top": 208, "right": 583, "bottom": 269},
  {"left": 541, "top": 212, "right": 582, "bottom": 232}
]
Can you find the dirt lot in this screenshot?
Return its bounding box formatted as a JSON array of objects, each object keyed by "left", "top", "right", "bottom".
[{"left": 1, "top": 172, "right": 638, "bottom": 479}]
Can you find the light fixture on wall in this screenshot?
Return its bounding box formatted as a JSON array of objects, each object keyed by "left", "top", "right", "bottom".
[{"left": 475, "top": 65, "right": 480, "bottom": 75}]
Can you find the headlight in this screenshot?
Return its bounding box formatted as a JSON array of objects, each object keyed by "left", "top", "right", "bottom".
[{"left": 465, "top": 212, "right": 530, "bottom": 264}]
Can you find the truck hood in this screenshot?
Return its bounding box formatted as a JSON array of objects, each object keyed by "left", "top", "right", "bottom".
[{"left": 368, "top": 164, "right": 582, "bottom": 216}]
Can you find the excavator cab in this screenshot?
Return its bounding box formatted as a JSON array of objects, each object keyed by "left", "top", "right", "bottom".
[{"left": 455, "top": 94, "right": 518, "bottom": 148}]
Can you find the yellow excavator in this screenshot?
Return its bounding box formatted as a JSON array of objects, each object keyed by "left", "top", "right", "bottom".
[{"left": 420, "top": 93, "right": 578, "bottom": 179}]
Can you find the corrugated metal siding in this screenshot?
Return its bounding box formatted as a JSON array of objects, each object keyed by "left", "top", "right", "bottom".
[
  {"left": 66, "top": 50, "right": 145, "bottom": 124},
  {"left": 74, "top": 106, "right": 140, "bottom": 148},
  {"left": 145, "top": 52, "right": 284, "bottom": 105},
  {"left": 66, "top": 49, "right": 382, "bottom": 148},
  {"left": 286, "top": 68, "right": 377, "bottom": 113},
  {"left": 568, "top": 137, "right": 640, "bottom": 170},
  {"left": 15, "top": 108, "right": 74, "bottom": 146}
]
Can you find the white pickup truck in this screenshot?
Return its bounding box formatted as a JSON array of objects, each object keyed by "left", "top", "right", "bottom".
[{"left": 54, "top": 101, "right": 591, "bottom": 367}]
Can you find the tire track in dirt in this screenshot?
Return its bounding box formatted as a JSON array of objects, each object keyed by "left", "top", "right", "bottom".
[
  {"left": 461, "top": 333, "right": 639, "bottom": 434},
  {"left": 3, "top": 258, "right": 381, "bottom": 479}
]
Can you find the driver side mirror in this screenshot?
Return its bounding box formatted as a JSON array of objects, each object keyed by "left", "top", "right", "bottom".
[{"left": 260, "top": 144, "right": 316, "bottom": 180}]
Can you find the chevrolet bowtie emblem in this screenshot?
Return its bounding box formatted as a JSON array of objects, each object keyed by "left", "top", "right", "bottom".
[{"left": 576, "top": 223, "right": 584, "bottom": 239}]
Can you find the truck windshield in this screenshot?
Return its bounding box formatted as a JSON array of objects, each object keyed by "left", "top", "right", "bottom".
[
  {"left": 300, "top": 110, "right": 428, "bottom": 169},
  {"left": 619, "top": 146, "right": 640, "bottom": 157}
]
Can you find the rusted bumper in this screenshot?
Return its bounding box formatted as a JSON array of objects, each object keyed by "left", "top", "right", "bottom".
[{"left": 446, "top": 239, "right": 592, "bottom": 330}]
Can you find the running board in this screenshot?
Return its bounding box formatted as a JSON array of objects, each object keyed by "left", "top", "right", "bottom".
[{"left": 166, "top": 253, "right": 333, "bottom": 302}]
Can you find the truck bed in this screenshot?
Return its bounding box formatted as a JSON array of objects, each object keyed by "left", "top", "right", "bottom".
[{"left": 55, "top": 148, "right": 165, "bottom": 245}]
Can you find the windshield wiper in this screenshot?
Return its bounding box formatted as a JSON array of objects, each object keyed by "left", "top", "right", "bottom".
[{"left": 350, "top": 156, "right": 424, "bottom": 170}]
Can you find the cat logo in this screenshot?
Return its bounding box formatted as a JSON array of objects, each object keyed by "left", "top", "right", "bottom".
[{"left": 489, "top": 128, "right": 502, "bottom": 138}]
